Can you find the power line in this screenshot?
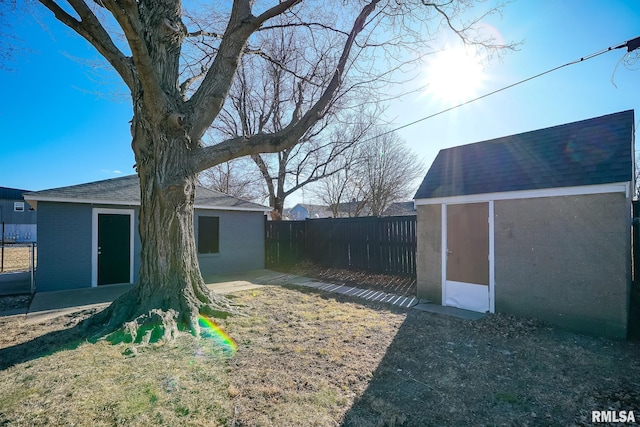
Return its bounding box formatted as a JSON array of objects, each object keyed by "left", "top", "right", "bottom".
[{"left": 370, "top": 36, "right": 639, "bottom": 142}]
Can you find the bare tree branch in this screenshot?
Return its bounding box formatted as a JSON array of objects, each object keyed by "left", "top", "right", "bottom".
[
  {"left": 259, "top": 21, "right": 349, "bottom": 37},
  {"left": 97, "top": 0, "right": 166, "bottom": 104},
  {"left": 187, "top": 29, "right": 223, "bottom": 39},
  {"left": 192, "top": 0, "right": 382, "bottom": 173},
  {"left": 38, "top": 0, "right": 135, "bottom": 90},
  {"left": 186, "top": 0, "right": 305, "bottom": 141}
]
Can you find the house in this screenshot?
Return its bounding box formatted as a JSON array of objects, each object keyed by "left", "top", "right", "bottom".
[
  {"left": 382, "top": 201, "right": 416, "bottom": 217},
  {"left": 331, "top": 200, "right": 371, "bottom": 217},
  {"left": 414, "top": 110, "right": 635, "bottom": 338},
  {"left": 0, "top": 187, "right": 37, "bottom": 242},
  {"left": 24, "top": 175, "right": 271, "bottom": 292},
  {"left": 287, "top": 203, "right": 333, "bottom": 220}
]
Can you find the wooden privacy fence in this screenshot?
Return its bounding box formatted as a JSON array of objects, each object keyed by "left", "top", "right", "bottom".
[{"left": 265, "top": 215, "right": 417, "bottom": 276}]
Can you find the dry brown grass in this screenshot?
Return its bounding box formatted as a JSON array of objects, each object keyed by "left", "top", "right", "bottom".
[
  {"left": 0, "top": 285, "right": 639, "bottom": 426},
  {"left": 0, "top": 245, "right": 36, "bottom": 273}
]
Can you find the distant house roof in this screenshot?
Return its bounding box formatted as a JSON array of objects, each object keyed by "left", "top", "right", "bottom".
[
  {"left": 23, "top": 175, "right": 271, "bottom": 212},
  {"left": 290, "top": 203, "right": 333, "bottom": 219},
  {"left": 414, "top": 110, "right": 635, "bottom": 200},
  {"left": 382, "top": 201, "right": 416, "bottom": 216},
  {"left": 330, "top": 200, "right": 371, "bottom": 217},
  {"left": 0, "top": 187, "right": 32, "bottom": 200}
]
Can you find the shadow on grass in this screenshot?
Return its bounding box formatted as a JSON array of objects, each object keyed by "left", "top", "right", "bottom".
[
  {"left": 273, "top": 264, "right": 417, "bottom": 297},
  {"left": 338, "top": 306, "right": 640, "bottom": 427},
  {"left": 279, "top": 275, "right": 640, "bottom": 426},
  {"left": 278, "top": 283, "right": 411, "bottom": 315},
  {"left": 0, "top": 311, "right": 99, "bottom": 371}
]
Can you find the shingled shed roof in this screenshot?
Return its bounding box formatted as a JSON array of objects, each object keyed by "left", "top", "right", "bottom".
[
  {"left": 414, "top": 110, "right": 635, "bottom": 200},
  {"left": 23, "top": 175, "right": 270, "bottom": 212}
]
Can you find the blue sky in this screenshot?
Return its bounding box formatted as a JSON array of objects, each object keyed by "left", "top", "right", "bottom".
[{"left": 1, "top": 1, "right": 638, "bottom": 207}]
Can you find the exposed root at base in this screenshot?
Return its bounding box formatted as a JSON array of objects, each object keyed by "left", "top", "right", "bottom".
[{"left": 80, "top": 284, "right": 245, "bottom": 345}]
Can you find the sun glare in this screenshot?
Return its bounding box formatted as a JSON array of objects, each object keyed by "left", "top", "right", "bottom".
[{"left": 424, "top": 46, "right": 486, "bottom": 105}]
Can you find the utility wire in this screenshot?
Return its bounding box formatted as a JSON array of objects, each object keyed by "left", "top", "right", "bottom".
[{"left": 370, "top": 36, "right": 640, "bottom": 142}]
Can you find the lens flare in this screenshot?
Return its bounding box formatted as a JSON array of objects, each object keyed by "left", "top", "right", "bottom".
[{"left": 197, "top": 314, "right": 238, "bottom": 354}]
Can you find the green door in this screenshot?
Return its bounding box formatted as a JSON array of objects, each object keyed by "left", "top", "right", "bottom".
[{"left": 97, "top": 213, "right": 131, "bottom": 285}]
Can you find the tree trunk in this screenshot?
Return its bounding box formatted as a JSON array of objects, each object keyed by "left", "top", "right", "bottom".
[{"left": 84, "top": 104, "right": 238, "bottom": 344}]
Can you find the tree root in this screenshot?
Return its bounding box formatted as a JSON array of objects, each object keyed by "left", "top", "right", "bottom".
[{"left": 80, "top": 283, "right": 245, "bottom": 345}]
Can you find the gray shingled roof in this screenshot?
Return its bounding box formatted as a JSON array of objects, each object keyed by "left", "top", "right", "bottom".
[
  {"left": 23, "top": 175, "right": 270, "bottom": 212},
  {"left": 382, "top": 201, "right": 416, "bottom": 216},
  {"left": 414, "top": 110, "right": 634, "bottom": 200},
  {"left": 0, "top": 187, "right": 31, "bottom": 200}
]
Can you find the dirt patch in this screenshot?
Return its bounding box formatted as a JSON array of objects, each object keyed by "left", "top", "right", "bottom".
[{"left": 0, "top": 284, "right": 638, "bottom": 426}]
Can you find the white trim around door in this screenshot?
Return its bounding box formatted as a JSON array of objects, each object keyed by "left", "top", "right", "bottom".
[
  {"left": 441, "top": 202, "right": 495, "bottom": 313},
  {"left": 91, "top": 208, "right": 135, "bottom": 287}
]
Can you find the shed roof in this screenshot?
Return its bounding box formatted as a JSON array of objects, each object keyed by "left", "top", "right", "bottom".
[
  {"left": 23, "top": 175, "right": 270, "bottom": 212},
  {"left": 414, "top": 110, "right": 634, "bottom": 200}
]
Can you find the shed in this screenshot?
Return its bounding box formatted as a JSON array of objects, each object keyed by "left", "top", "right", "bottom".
[
  {"left": 413, "top": 110, "right": 635, "bottom": 338},
  {"left": 24, "top": 175, "right": 271, "bottom": 292}
]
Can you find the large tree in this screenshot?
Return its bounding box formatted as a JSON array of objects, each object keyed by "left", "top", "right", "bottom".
[
  {"left": 35, "top": 0, "right": 510, "bottom": 342},
  {"left": 212, "top": 22, "right": 374, "bottom": 219}
]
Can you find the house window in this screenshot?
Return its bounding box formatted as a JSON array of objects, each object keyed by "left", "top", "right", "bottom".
[
  {"left": 14, "top": 202, "right": 24, "bottom": 212},
  {"left": 198, "top": 216, "right": 219, "bottom": 254}
]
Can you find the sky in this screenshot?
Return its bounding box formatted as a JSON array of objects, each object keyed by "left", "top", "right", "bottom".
[{"left": 1, "top": 1, "right": 639, "bottom": 208}]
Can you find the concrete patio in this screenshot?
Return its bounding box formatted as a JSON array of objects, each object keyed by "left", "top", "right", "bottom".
[{"left": 1, "top": 269, "right": 485, "bottom": 323}]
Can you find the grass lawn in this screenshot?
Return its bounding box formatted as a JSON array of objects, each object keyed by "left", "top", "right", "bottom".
[{"left": 0, "top": 284, "right": 638, "bottom": 426}]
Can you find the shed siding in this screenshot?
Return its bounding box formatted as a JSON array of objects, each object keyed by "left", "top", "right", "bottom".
[
  {"left": 416, "top": 204, "right": 442, "bottom": 303},
  {"left": 36, "top": 204, "right": 263, "bottom": 291},
  {"left": 36, "top": 202, "right": 92, "bottom": 292},
  {"left": 494, "top": 193, "right": 631, "bottom": 338},
  {"left": 196, "top": 210, "right": 265, "bottom": 276}
]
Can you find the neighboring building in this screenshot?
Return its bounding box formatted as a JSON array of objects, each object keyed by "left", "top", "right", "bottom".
[
  {"left": 414, "top": 110, "right": 635, "bottom": 338},
  {"left": 24, "top": 175, "right": 271, "bottom": 292},
  {"left": 288, "top": 203, "right": 333, "bottom": 220},
  {"left": 287, "top": 201, "right": 415, "bottom": 219},
  {"left": 382, "top": 201, "right": 416, "bottom": 217},
  {"left": 331, "top": 200, "right": 371, "bottom": 217},
  {"left": 0, "top": 187, "right": 37, "bottom": 242}
]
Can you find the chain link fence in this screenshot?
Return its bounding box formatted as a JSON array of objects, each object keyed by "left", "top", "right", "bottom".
[{"left": 0, "top": 242, "right": 37, "bottom": 295}]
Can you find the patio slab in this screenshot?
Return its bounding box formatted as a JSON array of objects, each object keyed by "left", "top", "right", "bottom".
[{"left": 2, "top": 269, "right": 485, "bottom": 323}]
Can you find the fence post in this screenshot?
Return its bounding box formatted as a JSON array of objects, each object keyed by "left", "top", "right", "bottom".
[
  {"left": 30, "top": 242, "right": 36, "bottom": 294},
  {"left": 1, "top": 221, "right": 4, "bottom": 273}
]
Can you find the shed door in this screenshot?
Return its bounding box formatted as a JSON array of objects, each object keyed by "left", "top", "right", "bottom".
[
  {"left": 97, "top": 213, "right": 131, "bottom": 285},
  {"left": 445, "top": 203, "right": 489, "bottom": 312}
]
